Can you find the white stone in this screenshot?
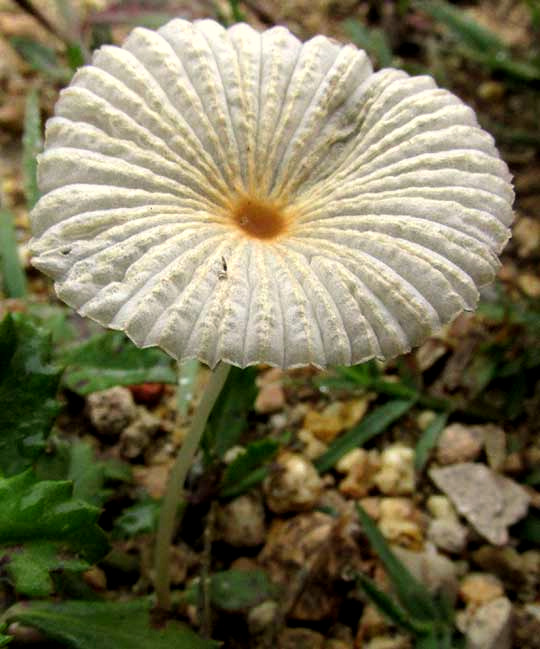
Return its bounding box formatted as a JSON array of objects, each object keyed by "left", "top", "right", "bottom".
[
  {"left": 430, "top": 463, "right": 530, "bottom": 545},
  {"left": 374, "top": 445, "right": 415, "bottom": 495},
  {"left": 466, "top": 597, "right": 512, "bottom": 649}
]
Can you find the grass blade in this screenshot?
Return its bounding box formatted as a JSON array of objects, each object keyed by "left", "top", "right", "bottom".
[
  {"left": 356, "top": 503, "right": 440, "bottom": 623},
  {"left": 356, "top": 572, "right": 430, "bottom": 635},
  {"left": 414, "top": 411, "right": 448, "bottom": 472},
  {"left": 0, "top": 210, "right": 27, "bottom": 298},
  {"left": 22, "top": 88, "right": 42, "bottom": 209},
  {"left": 315, "top": 400, "right": 414, "bottom": 473}
]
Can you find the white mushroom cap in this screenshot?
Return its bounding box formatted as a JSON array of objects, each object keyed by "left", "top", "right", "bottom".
[{"left": 30, "top": 19, "right": 514, "bottom": 369}]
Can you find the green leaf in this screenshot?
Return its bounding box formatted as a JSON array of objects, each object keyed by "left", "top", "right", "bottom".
[
  {"left": 0, "top": 210, "right": 27, "bottom": 298},
  {"left": 345, "top": 20, "right": 393, "bottom": 67},
  {"left": 26, "top": 303, "right": 77, "bottom": 346},
  {"left": 186, "top": 569, "right": 276, "bottom": 612},
  {"left": 356, "top": 504, "right": 441, "bottom": 624},
  {"left": 35, "top": 437, "right": 131, "bottom": 507},
  {"left": 66, "top": 43, "right": 85, "bottom": 71},
  {"left": 58, "top": 331, "right": 176, "bottom": 395},
  {"left": 203, "top": 366, "right": 257, "bottom": 460},
  {"left": 0, "top": 471, "right": 108, "bottom": 596},
  {"left": 416, "top": 0, "right": 540, "bottom": 81},
  {"left": 0, "top": 314, "right": 62, "bottom": 476},
  {"left": 22, "top": 88, "right": 42, "bottom": 209},
  {"left": 416, "top": 0, "right": 504, "bottom": 52},
  {"left": 0, "top": 624, "right": 12, "bottom": 646},
  {"left": 315, "top": 400, "right": 415, "bottom": 473},
  {"left": 415, "top": 412, "right": 449, "bottom": 472},
  {"left": 112, "top": 499, "right": 161, "bottom": 539},
  {"left": 512, "top": 512, "right": 540, "bottom": 543},
  {"left": 220, "top": 438, "right": 279, "bottom": 499},
  {"left": 356, "top": 572, "right": 429, "bottom": 634},
  {"left": 10, "top": 37, "right": 72, "bottom": 82},
  {"left": 3, "top": 599, "right": 217, "bottom": 649}
]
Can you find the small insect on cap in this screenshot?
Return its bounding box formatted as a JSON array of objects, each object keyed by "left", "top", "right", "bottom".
[{"left": 30, "top": 19, "right": 514, "bottom": 369}]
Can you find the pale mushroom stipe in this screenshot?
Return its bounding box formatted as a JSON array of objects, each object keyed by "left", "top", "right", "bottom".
[
  {"left": 29, "top": 19, "right": 514, "bottom": 371},
  {"left": 28, "top": 18, "right": 514, "bottom": 610}
]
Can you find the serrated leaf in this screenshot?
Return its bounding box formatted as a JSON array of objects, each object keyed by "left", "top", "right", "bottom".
[
  {"left": 203, "top": 366, "right": 257, "bottom": 460},
  {"left": 3, "top": 599, "right": 217, "bottom": 649},
  {"left": 315, "top": 400, "right": 415, "bottom": 473},
  {"left": 58, "top": 331, "right": 176, "bottom": 395},
  {"left": 0, "top": 314, "right": 62, "bottom": 476},
  {"left": 185, "top": 569, "right": 276, "bottom": 612},
  {"left": 22, "top": 88, "right": 42, "bottom": 209},
  {"left": 0, "top": 471, "right": 108, "bottom": 596},
  {"left": 220, "top": 438, "right": 279, "bottom": 499},
  {"left": 6, "top": 540, "right": 89, "bottom": 598},
  {"left": 0, "top": 210, "right": 27, "bottom": 298}
]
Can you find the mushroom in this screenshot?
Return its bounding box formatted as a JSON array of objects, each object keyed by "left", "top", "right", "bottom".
[
  {"left": 30, "top": 18, "right": 513, "bottom": 371},
  {"left": 29, "top": 18, "right": 514, "bottom": 609}
]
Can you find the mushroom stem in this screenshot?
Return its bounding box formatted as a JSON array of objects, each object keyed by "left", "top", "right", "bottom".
[{"left": 154, "top": 361, "right": 232, "bottom": 610}]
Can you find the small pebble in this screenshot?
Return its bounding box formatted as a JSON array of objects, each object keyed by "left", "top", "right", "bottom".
[
  {"left": 436, "top": 423, "right": 483, "bottom": 465},
  {"left": 298, "top": 428, "right": 328, "bottom": 460},
  {"left": 247, "top": 600, "right": 278, "bottom": 634},
  {"left": 263, "top": 452, "right": 323, "bottom": 513},
  {"left": 374, "top": 445, "right": 415, "bottom": 495},
  {"left": 338, "top": 449, "right": 380, "bottom": 499},
  {"left": 465, "top": 597, "right": 512, "bottom": 649},
  {"left": 216, "top": 494, "right": 266, "bottom": 547},
  {"left": 428, "top": 518, "right": 468, "bottom": 554},
  {"left": 86, "top": 386, "right": 137, "bottom": 436},
  {"left": 460, "top": 573, "right": 504, "bottom": 607},
  {"left": 378, "top": 498, "right": 423, "bottom": 549}
]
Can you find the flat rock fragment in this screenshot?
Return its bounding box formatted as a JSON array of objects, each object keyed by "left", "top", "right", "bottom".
[{"left": 430, "top": 463, "right": 529, "bottom": 545}]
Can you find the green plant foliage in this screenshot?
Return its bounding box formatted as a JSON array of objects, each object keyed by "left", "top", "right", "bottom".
[
  {"left": 202, "top": 366, "right": 257, "bottom": 461},
  {"left": 356, "top": 504, "right": 458, "bottom": 645},
  {"left": 112, "top": 499, "right": 161, "bottom": 539},
  {"left": 35, "top": 437, "right": 131, "bottom": 507},
  {"left": 185, "top": 569, "right": 276, "bottom": 612},
  {"left": 0, "top": 314, "right": 62, "bottom": 476},
  {"left": 414, "top": 412, "right": 449, "bottom": 472},
  {"left": 26, "top": 303, "right": 77, "bottom": 346},
  {"left": 315, "top": 400, "right": 415, "bottom": 473},
  {"left": 220, "top": 438, "right": 279, "bottom": 499},
  {"left": 22, "top": 88, "right": 42, "bottom": 209},
  {"left": 10, "top": 37, "right": 72, "bottom": 82},
  {"left": 345, "top": 19, "right": 393, "bottom": 67},
  {"left": 2, "top": 598, "right": 218, "bottom": 649},
  {"left": 0, "top": 470, "right": 109, "bottom": 597},
  {"left": 58, "top": 331, "right": 177, "bottom": 395},
  {"left": 512, "top": 512, "right": 540, "bottom": 543},
  {"left": 0, "top": 624, "right": 12, "bottom": 647},
  {"left": 416, "top": 0, "right": 540, "bottom": 81},
  {"left": 0, "top": 210, "right": 27, "bottom": 298}
]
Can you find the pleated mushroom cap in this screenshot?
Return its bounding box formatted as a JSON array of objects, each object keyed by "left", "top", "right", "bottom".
[{"left": 30, "top": 19, "right": 514, "bottom": 369}]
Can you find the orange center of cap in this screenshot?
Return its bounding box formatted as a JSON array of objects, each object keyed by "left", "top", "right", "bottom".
[{"left": 231, "top": 196, "right": 289, "bottom": 240}]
